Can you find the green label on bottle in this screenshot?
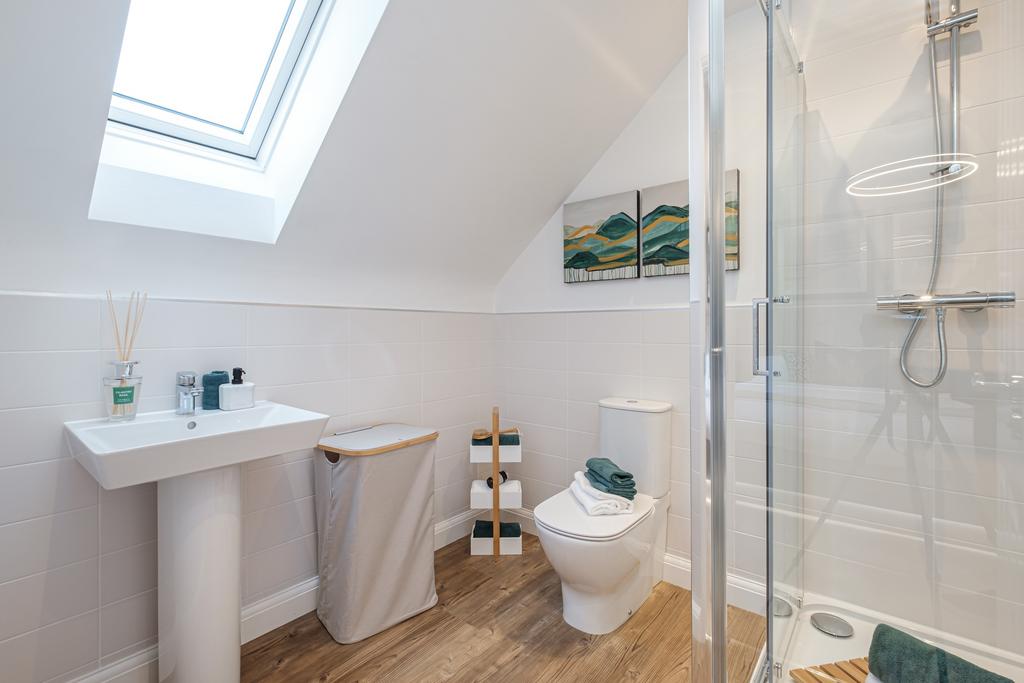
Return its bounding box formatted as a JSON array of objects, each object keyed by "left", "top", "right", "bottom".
[{"left": 112, "top": 385, "right": 135, "bottom": 405}]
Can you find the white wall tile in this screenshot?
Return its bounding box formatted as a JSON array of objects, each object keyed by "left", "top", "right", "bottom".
[
  {"left": 106, "top": 300, "right": 246, "bottom": 350},
  {"left": 243, "top": 534, "right": 317, "bottom": 603},
  {"left": 500, "top": 313, "right": 566, "bottom": 342},
  {"left": 0, "top": 402, "right": 104, "bottom": 468},
  {"left": 498, "top": 367, "right": 566, "bottom": 400},
  {"left": 566, "top": 311, "right": 642, "bottom": 343},
  {"left": 0, "top": 558, "right": 98, "bottom": 641},
  {"left": 244, "top": 459, "right": 314, "bottom": 514},
  {"left": 0, "top": 351, "right": 101, "bottom": 409},
  {"left": 100, "top": 484, "right": 155, "bottom": 554},
  {"left": 422, "top": 312, "right": 495, "bottom": 342},
  {"left": 0, "top": 509, "right": 97, "bottom": 584},
  {"left": 422, "top": 368, "right": 488, "bottom": 403},
  {"left": 247, "top": 345, "right": 347, "bottom": 386},
  {"left": 246, "top": 305, "right": 348, "bottom": 346},
  {"left": 0, "top": 459, "right": 97, "bottom": 526},
  {"left": 0, "top": 611, "right": 98, "bottom": 683},
  {"left": 567, "top": 342, "right": 642, "bottom": 375},
  {"left": 567, "top": 372, "right": 644, "bottom": 404},
  {"left": 243, "top": 497, "right": 316, "bottom": 556},
  {"left": 0, "top": 295, "right": 100, "bottom": 352},
  {"left": 100, "top": 589, "right": 157, "bottom": 658},
  {"left": 348, "top": 309, "right": 421, "bottom": 344},
  {"left": 642, "top": 309, "right": 689, "bottom": 344},
  {"left": 100, "top": 541, "right": 156, "bottom": 605},
  {"left": 349, "top": 343, "right": 421, "bottom": 378},
  {"left": 256, "top": 380, "right": 348, "bottom": 418}
]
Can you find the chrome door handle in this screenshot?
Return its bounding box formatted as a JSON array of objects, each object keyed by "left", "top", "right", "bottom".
[{"left": 752, "top": 297, "right": 768, "bottom": 377}]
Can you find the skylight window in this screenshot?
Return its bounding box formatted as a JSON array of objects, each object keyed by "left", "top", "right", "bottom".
[{"left": 110, "top": 0, "right": 322, "bottom": 158}]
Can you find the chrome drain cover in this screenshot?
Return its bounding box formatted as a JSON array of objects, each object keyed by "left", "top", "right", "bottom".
[
  {"left": 773, "top": 597, "right": 793, "bottom": 618},
  {"left": 810, "top": 612, "right": 854, "bottom": 638}
]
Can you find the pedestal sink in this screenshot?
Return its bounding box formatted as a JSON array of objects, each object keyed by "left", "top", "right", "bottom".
[{"left": 64, "top": 402, "right": 329, "bottom": 683}]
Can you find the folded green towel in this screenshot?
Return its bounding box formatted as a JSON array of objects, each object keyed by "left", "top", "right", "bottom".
[
  {"left": 471, "top": 433, "right": 520, "bottom": 446},
  {"left": 473, "top": 520, "right": 521, "bottom": 538},
  {"left": 869, "top": 624, "right": 1012, "bottom": 683},
  {"left": 202, "top": 371, "right": 229, "bottom": 410},
  {"left": 584, "top": 470, "right": 636, "bottom": 500},
  {"left": 586, "top": 457, "right": 634, "bottom": 486}
]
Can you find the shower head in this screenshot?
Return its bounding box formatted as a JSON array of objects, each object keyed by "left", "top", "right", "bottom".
[{"left": 845, "top": 153, "right": 978, "bottom": 198}]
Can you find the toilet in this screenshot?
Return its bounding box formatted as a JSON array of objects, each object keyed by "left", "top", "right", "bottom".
[{"left": 534, "top": 397, "right": 671, "bottom": 635}]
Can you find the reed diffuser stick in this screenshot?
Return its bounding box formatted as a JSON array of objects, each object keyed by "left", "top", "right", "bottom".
[
  {"left": 106, "top": 290, "right": 124, "bottom": 361},
  {"left": 126, "top": 292, "right": 147, "bottom": 360},
  {"left": 122, "top": 291, "right": 135, "bottom": 361},
  {"left": 105, "top": 290, "right": 148, "bottom": 419}
]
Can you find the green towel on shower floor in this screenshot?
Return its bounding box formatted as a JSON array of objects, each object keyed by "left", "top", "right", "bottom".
[{"left": 868, "top": 623, "right": 1012, "bottom": 683}]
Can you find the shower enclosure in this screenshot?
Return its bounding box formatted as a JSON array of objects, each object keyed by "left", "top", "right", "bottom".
[{"left": 693, "top": 0, "right": 1022, "bottom": 680}]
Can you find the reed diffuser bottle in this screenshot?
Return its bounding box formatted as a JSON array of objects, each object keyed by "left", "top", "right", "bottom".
[{"left": 104, "top": 290, "right": 147, "bottom": 421}]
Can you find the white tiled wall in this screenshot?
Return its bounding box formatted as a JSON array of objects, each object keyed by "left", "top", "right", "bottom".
[
  {"left": 781, "top": 0, "right": 1024, "bottom": 655},
  {"left": 0, "top": 293, "right": 495, "bottom": 682},
  {"left": 494, "top": 309, "right": 693, "bottom": 559},
  {"left": 494, "top": 308, "right": 768, "bottom": 587}
]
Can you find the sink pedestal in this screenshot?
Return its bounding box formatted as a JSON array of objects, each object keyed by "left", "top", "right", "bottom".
[
  {"left": 64, "top": 401, "right": 329, "bottom": 683},
  {"left": 158, "top": 465, "right": 242, "bottom": 683}
]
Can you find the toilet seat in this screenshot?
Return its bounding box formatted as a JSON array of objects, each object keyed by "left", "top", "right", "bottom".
[{"left": 534, "top": 488, "right": 654, "bottom": 542}]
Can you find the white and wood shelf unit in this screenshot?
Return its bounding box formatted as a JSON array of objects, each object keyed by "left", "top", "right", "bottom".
[
  {"left": 469, "top": 479, "right": 522, "bottom": 509},
  {"left": 469, "top": 408, "right": 522, "bottom": 556}
]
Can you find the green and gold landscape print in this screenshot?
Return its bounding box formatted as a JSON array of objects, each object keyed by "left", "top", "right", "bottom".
[
  {"left": 640, "top": 170, "right": 739, "bottom": 276},
  {"left": 563, "top": 191, "right": 640, "bottom": 283},
  {"left": 640, "top": 180, "right": 690, "bottom": 276}
]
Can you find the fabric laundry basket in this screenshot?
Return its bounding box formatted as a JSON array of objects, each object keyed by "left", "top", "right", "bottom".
[{"left": 315, "top": 423, "right": 439, "bottom": 644}]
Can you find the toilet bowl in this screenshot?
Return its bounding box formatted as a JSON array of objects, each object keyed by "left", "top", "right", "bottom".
[
  {"left": 533, "top": 396, "right": 672, "bottom": 635},
  {"left": 535, "top": 489, "right": 668, "bottom": 634}
]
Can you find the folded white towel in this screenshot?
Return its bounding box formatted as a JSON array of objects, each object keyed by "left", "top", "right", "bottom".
[
  {"left": 570, "top": 475, "right": 634, "bottom": 516},
  {"left": 573, "top": 471, "right": 635, "bottom": 510}
]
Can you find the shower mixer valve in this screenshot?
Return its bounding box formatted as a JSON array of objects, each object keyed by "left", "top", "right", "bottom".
[{"left": 876, "top": 291, "right": 1016, "bottom": 314}]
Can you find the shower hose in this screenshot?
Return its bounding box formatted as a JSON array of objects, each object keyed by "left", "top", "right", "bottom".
[{"left": 899, "top": 30, "right": 949, "bottom": 388}]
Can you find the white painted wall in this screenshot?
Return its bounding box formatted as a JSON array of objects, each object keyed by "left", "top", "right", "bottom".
[{"left": 495, "top": 6, "right": 768, "bottom": 313}]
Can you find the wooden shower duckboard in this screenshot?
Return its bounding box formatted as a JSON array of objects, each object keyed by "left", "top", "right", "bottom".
[{"left": 789, "top": 656, "right": 870, "bottom": 683}]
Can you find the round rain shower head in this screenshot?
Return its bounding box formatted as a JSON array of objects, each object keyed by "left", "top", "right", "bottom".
[{"left": 845, "top": 152, "right": 978, "bottom": 198}]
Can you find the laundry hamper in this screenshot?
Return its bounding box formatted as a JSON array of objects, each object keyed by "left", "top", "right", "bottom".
[{"left": 315, "top": 423, "right": 439, "bottom": 643}]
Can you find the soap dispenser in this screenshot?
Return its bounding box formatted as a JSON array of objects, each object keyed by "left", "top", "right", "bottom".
[{"left": 219, "top": 367, "right": 255, "bottom": 411}]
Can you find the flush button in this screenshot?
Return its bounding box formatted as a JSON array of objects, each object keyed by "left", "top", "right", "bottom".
[{"left": 187, "top": 421, "right": 197, "bottom": 430}]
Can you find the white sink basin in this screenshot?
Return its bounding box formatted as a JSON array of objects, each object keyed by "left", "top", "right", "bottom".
[
  {"left": 64, "top": 400, "right": 329, "bottom": 489},
  {"left": 64, "top": 400, "right": 328, "bottom": 682}
]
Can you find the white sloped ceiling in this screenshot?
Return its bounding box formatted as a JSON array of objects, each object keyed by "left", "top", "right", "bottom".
[{"left": 0, "top": 0, "right": 686, "bottom": 311}]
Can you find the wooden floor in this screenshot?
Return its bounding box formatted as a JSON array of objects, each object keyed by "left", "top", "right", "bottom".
[{"left": 242, "top": 534, "right": 766, "bottom": 682}]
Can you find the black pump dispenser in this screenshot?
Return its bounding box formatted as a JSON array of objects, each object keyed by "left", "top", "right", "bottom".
[{"left": 231, "top": 367, "right": 246, "bottom": 385}]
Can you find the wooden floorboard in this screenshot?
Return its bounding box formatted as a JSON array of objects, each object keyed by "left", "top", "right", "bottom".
[{"left": 241, "top": 534, "right": 766, "bottom": 682}]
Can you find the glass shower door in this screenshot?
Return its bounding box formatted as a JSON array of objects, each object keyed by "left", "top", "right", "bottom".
[{"left": 765, "top": 1, "right": 1023, "bottom": 681}]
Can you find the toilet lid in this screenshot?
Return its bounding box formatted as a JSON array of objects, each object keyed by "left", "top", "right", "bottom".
[{"left": 533, "top": 488, "right": 654, "bottom": 541}]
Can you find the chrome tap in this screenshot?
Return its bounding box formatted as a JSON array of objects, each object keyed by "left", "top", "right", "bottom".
[{"left": 176, "top": 371, "right": 203, "bottom": 415}]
